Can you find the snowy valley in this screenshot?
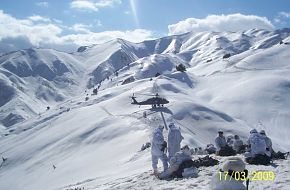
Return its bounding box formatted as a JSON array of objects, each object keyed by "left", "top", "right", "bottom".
[{"left": 0, "top": 28, "right": 290, "bottom": 190}]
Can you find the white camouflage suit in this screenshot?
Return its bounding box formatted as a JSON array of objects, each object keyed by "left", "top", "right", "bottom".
[
  {"left": 168, "top": 123, "right": 183, "bottom": 160},
  {"left": 247, "top": 129, "right": 268, "bottom": 157},
  {"left": 151, "top": 127, "right": 168, "bottom": 172},
  {"left": 159, "top": 147, "right": 193, "bottom": 179},
  {"left": 260, "top": 130, "right": 273, "bottom": 154},
  {"left": 215, "top": 136, "right": 227, "bottom": 151}
]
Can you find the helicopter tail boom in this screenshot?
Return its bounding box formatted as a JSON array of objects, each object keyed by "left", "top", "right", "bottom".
[{"left": 131, "top": 96, "right": 139, "bottom": 104}]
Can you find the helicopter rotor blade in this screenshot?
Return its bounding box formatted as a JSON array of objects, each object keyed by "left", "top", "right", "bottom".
[{"left": 134, "top": 92, "right": 158, "bottom": 96}]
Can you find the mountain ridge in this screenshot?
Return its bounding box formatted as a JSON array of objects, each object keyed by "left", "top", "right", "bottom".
[{"left": 1, "top": 28, "right": 290, "bottom": 128}]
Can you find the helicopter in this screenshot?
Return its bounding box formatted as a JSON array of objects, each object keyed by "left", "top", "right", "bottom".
[{"left": 131, "top": 93, "right": 169, "bottom": 108}]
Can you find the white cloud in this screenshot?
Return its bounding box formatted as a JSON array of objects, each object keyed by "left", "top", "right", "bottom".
[
  {"left": 95, "top": 0, "right": 121, "bottom": 7},
  {"left": 35, "top": 1, "right": 49, "bottom": 7},
  {"left": 168, "top": 13, "right": 275, "bottom": 35},
  {"left": 70, "top": 0, "right": 121, "bottom": 12},
  {"left": 278, "top": 11, "right": 290, "bottom": 18},
  {"left": 70, "top": 23, "right": 92, "bottom": 33},
  {"left": 0, "top": 10, "right": 153, "bottom": 53},
  {"left": 0, "top": 10, "right": 62, "bottom": 45},
  {"left": 28, "top": 15, "right": 51, "bottom": 22},
  {"left": 61, "top": 29, "right": 153, "bottom": 46},
  {"left": 124, "top": 11, "right": 130, "bottom": 15},
  {"left": 70, "top": 0, "right": 98, "bottom": 11}
]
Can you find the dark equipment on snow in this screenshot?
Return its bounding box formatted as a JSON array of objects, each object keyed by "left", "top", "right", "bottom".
[
  {"left": 271, "top": 151, "right": 290, "bottom": 160},
  {"left": 143, "top": 111, "right": 147, "bottom": 118},
  {"left": 131, "top": 93, "right": 169, "bottom": 108},
  {"left": 65, "top": 187, "right": 84, "bottom": 190},
  {"left": 236, "top": 144, "right": 247, "bottom": 154},
  {"left": 223, "top": 53, "right": 231, "bottom": 59},
  {"left": 93, "top": 88, "right": 98, "bottom": 95},
  {"left": 245, "top": 154, "right": 271, "bottom": 165},
  {"left": 0, "top": 157, "right": 8, "bottom": 168},
  {"left": 172, "top": 155, "right": 219, "bottom": 178},
  {"left": 155, "top": 72, "right": 161, "bottom": 77},
  {"left": 218, "top": 145, "right": 236, "bottom": 156},
  {"left": 192, "top": 155, "right": 219, "bottom": 168},
  {"left": 141, "top": 142, "right": 151, "bottom": 151},
  {"left": 176, "top": 63, "right": 186, "bottom": 72},
  {"left": 2, "top": 157, "right": 7, "bottom": 162}
]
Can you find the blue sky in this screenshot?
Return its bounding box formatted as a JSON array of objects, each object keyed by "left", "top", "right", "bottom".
[{"left": 0, "top": 0, "right": 290, "bottom": 52}]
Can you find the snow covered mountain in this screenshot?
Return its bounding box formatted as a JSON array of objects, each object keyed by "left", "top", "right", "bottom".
[{"left": 0, "top": 28, "right": 290, "bottom": 190}]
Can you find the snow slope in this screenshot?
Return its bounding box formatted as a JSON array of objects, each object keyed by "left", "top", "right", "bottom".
[{"left": 0, "top": 29, "right": 290, "bottom": 190}]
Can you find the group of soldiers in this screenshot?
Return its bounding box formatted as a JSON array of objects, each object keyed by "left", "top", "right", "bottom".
[
  {"left": 214, "top": 129, "right": 280, "bottom": 165},
  {"left": 149, "top": 122, "right": 287, "bottom": 182}
]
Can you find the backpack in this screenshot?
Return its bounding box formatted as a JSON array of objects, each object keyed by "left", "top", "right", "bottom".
[{"left": 218, "top": 145, "right": 236, "bottom": 156}]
